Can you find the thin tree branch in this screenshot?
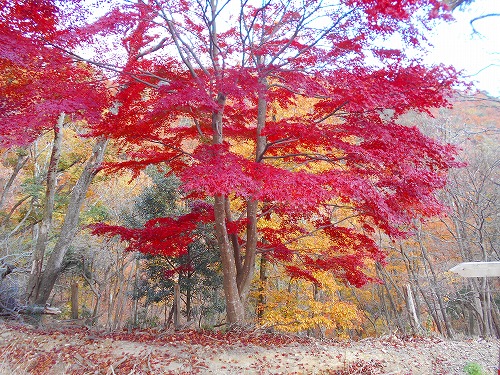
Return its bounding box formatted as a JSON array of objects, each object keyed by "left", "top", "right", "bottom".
[{"left": 470, "top": 13, "right": 500, "bottom": 34}]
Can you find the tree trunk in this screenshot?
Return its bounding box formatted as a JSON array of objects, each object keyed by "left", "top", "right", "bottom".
[
  {"left": 114, "top": 268, "right": 133, "bottom": 330},
  {"left": 480, "top": 277, "right": 491, "bottom": 336},
  {"left": 237, "top": 198, "right": 257, "bottom": 300},
  {"left": 405, "top": 284, "right": 421, "bottom": 333},
  {"left": 210, "top": 89, "right": 246, "bottom": 326},
  {"left": 186, "top": 278, "right": 192, "bottom": 321},
  {"left": 375, "top": 271, "right": 391, "bottom": 332},
  {"left": 173, "top": 282, "right": 181, "bottom": 330},
  {"left": 25, "top": 113, "right": 65, "bottom": 305},
  {"left": 375, "top": 263, "right": 405, "bottom": 332},
  {"left": 82, "top": 268, "right": 101, "bottom": 326},
  {"left": 416, "top": 227, "right": 454, "bottom": 338},
  {"left": 71, "top": 282, "right": 79, "bottom": 319},
  {"left": 257, "top": 254, "right": 268, "bottom": 322},
  {"left": 34, "top": 137, "right": 108, "bottom": 306},
  {"left": 214, "top": 195, "right": 245, "bottom": 326},
  {"left": 405, "top": 254, "right": 444, "bottom": 335},
  {"left": 490, "top": 294, "right": 500, "bottom": 338},
  {"left": 0, "top": 149, "right": 29, "bottom": 210},
  {"left": 133, "top": 258, "right": 140, "bottom": 327}
]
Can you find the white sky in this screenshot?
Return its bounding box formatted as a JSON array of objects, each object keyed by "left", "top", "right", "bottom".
[
  {"left": 425, "top": 0, "right": 500, "bottom": 97},
  {"left": 79, "top": 0, "right": 499, "bottom": 97}
]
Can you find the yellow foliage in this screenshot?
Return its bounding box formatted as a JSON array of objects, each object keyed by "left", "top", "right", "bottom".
[
  {"left": 271, "top": 96, "right": 318, "bottom": 120},
  {"left": 229, "top": 139, "right": 255, "bottom": 159},
  {"left": 257, "top": 269, "right": 363, "bottom": 336},
  {"left": 257, "top": 213, "right": 283, "bottom": 230},
  {"left": 228, "top": 195, "right": 245, "bottom": 215}
]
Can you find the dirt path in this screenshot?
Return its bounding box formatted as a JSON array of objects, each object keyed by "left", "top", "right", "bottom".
[{"left": 0, "top": 322, "right": 497, "bottom": 374}]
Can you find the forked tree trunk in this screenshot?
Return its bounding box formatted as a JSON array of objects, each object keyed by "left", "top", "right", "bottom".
[
  {"left": 33, "top": 138, "right": 108, "bottom": 306},
  {"left": 164, "top": 0, "right": 269, "bottom": 326},
  {"left": 213, "top": 90, "right": 268, "bottom": 326},
  {"left": 210, "top": 90, "right": 246, "bottom": 325},
  {"left": 214, "top": 195, "right": 246, "bottom": 325},
  {"left": 25, "top": 113, "right": 65, "bottom": 305}
]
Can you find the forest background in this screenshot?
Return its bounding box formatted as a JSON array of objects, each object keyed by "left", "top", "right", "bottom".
[{"left": 0, "top": 0, "right": 498, "bottom": 343}]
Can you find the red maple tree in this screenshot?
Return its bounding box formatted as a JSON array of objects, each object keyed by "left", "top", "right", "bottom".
[
  {"left": 70, "top": 0, "right": 461, "bottom": 325},
  {"left": 0, "top": 0, "right": 110, "bottom": 147}
]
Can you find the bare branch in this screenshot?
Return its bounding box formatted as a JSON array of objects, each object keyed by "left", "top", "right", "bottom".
[
  {"left": 315, "top": 101, "right": 349, "bottom": 123},
  {"left": 470, "top": 13, "right": 500, "bottom": 34},
  {"left": 135, "top": 37, "right": 168, "bottom": 59}
]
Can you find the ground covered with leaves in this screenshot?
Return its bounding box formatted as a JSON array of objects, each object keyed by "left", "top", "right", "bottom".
[{"left": 0, "top": 322, "right": 497, "bottom": 374}]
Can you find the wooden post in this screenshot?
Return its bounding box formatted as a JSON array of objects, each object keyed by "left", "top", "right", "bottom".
[{"left": 70, "top": 282, "right": 78, "bottom": 319}]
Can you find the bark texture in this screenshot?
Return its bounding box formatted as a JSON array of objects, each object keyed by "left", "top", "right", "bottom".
[
  {"left": 25, "top": 113, "right": 65, "bottom": 305},
  {"left": 33, "top": 137, "right": 108, "bottom": 306}
]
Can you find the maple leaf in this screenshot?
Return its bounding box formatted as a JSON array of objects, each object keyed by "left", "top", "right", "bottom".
[
  {"left": 0, "top": 1, "right": 111, "bottom": 147},
  {"left": 91, "top": 203, "right": 214, "bottom": 257},
  {"left": 180, "top": 144, "right": 260, "bottom": 198}
]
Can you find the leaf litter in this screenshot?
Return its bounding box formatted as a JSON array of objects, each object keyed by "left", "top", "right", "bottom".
[{"left": 0, "top": 322, "right": 497, "bottom": 374}]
